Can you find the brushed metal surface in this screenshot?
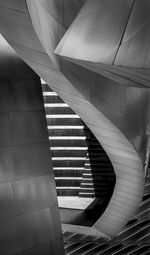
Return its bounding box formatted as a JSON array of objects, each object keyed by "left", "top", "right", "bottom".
[
  {"left": 12, "top": 175, "right": 58, "bottom": 214},
  {"left": 0, "top": 147, "right": 15, "bottom": 183},
  {"left": 0, "top": 29, "right": 64, "bottom": 254},
  {"left": 12, "top": 79, "right": 44, "bottom": 111},
  {"left": 11, "top": 111, "right": 48, "bottom": 145},
  {"left": 0, "top": 113, "right": 12, "bottom": 147},
  {"left": 0, "top": 81, "right": 12, "bottom": 111},
  {"left": 13, "top": 209, "right": 58, "bottom": 252},
  {"left": 0, "top": 182, "right": 15, "bottom": 220},
  {"left": 18, "top": 243, "right": 52, "bottom": 255},
  {"left": 55, "top": 0, "right": 134, "bottom": 63},
  {"left": 0, "top": 218, "right": 16, "bottom": 254},
  {"left": 13, "top": 143, "right": 52, "bottom": 178},
  {"left": 115, "top": 0, "right": 150, "bottom": 68},
  {"left": 124, "top": 87, "right": 147, "bottom": 161},
  {"left": 0, "top": 0, "right": 148, "bottom": 239},
  {"left": 0, "top": 0, "right": 27, "bottom": 12},
  {"left": 62, "top": 0, "right": 85, "bottom": 30}
]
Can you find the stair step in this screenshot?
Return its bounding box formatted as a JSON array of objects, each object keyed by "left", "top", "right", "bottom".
[
  {"left": 54, "top": 171, "right": 83, "bottom": 177},
  {"left": 48, "top": 129, "right": 85, "bottom": 136},
  {"left": 51, "top": 150, "right": 87, "bottom": 157},
  {"left": 49, "top": 140, "right": 87, "bottom": 147},
  {"left": 46, "top": 118, "right": 83, "bottom": 125},
  {"left": 79, "top": 193, "right": 95, "bottom": 198},
  {"left": 56, "top": 180, "right": 81, "bottom": 186}
]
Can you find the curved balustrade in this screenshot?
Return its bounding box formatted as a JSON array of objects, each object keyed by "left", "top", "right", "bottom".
[{"left": 0, "top": 0, "right": 148, "bottom": 238}]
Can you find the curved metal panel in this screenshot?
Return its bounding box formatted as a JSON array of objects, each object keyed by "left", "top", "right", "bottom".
[
  {"left": 55, "top": 0, "right": 134, "bottom": 63},
  {"left": 115, "top": 0, "right": 150, "bottom": 68},
  {"left": 0, "top": 34, "right": 64, "bottom": 254}
]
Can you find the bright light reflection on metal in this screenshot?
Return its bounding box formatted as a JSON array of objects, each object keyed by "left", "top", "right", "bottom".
[
  {"left": 53, "top": 167, "right": 84, "bottom": 170},
  {"left": 80, "top": 192, "right": 94, "bottom": 195},
  {"left": 41, "top": 78, "right": 46, "bottom": 84},
  {"left": 50, "top": 147, "right": 88, "bottom": 150},
  {"left": 56, "top": 187, "right": 80, "bottom": 189},
  {"left": 81, "top": 183, "right": 93, "bottom": 185},
  {"left": 52, "top": 157, "right": 86, "bottom": 160},
  {"left": 48, "top": 126, "right": 84, "bottom": 129},
  {"left": 49, "top": 136, "right": 86, "bottom": 140},
  {"left": 44, "top": 103, "right": 69, "bottom": 107},
  {"left": 46, "top": 114, "right": 80, "bottom": 118},
  {"left": 43, "top": 92, "right": 58, "bottom": 96},
  {"left": 55, "top": 177, "right": 82, "bottom": 180}
]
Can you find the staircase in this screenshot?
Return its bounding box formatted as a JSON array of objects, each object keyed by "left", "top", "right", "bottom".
[
  {"left": 80, "top": 130, "right": 115, "bottom": 202},
  {"left": 79, "top": 155, "right": 95, "bottom": 198},
  {"left": 42, "top": 81, "right": 94, "bottom": 197},
  {"left": 41, "top": 80, "right": 116, "bottom": 213}
]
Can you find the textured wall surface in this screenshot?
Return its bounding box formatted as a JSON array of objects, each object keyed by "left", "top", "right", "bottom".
[{"left": 0, "top": 35, "right": 64, "bottom": 255}]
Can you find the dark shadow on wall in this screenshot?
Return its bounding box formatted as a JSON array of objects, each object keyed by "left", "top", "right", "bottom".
[{"left": 84, "top": 127, "right": 116, "bottom": 222}]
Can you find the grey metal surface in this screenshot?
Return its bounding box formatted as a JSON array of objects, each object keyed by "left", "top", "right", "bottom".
[
  {"left": 115, "top": 0, "right": 150, "bottom": 68},
  {"left": 0, "top": 35, "right": 64, "bottom": 255},
  {"left": 55, "top": 0, "right": 134, "bottom": 63},
  {"left": 0, "top": 0, "right": 149, "bottom": 241}
]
